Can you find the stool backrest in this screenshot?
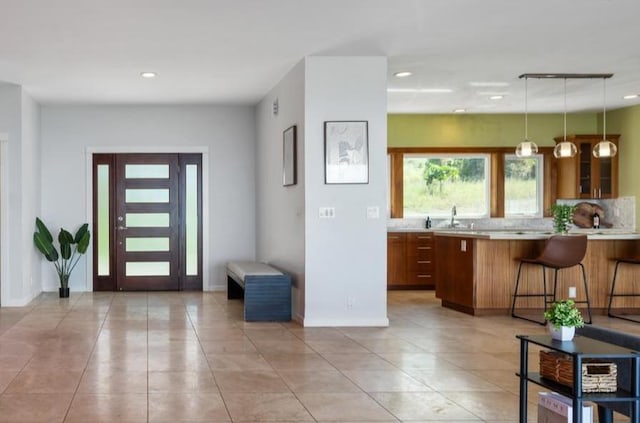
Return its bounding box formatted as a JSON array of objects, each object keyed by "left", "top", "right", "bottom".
[{"left": 536, "top": 235, "right": 587, "bottom": 268}]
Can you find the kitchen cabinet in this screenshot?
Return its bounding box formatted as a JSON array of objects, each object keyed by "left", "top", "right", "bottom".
[
  {"left": 387, "top": 232, "right": 407, "bottom": 287},
  {"left": 434, "top": 234, "right": 475, "bottom": 312},
  {"left": 555, "top": 134, "right": 620, "bottom": 199},
  {"left": 387, "top": 232, "right": 435, "bottom": 289}
]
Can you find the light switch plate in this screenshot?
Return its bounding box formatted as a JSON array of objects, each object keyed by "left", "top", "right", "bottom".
[
  {"left": 366, "top": 206, "right": 380, "bottom": 219},
  {"left": 319, "top": 207, "right": 335, "bottom": 218}
]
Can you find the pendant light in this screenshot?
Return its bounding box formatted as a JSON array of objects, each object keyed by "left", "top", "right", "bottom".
[
  {"left": 515, "top": 76, "right": 538, "bottom": 157},
  {"left": 553, "top": 78, "right": 578, "bottom": 159},
  {"left": 593, "top": 78, "right": 618, "bottom": 158}
]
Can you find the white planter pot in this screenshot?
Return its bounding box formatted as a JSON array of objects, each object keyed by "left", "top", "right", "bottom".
[{"left": 548, "top": 324, "right": 575, "bottom": 341}]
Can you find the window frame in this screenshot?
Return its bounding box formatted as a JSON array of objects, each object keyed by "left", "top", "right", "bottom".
[
  {"left": 402, "top": 153, "right": 491, "bottom": 218},
  {"left": 388, "top": 147, "right": 557, "bottom": 219}
]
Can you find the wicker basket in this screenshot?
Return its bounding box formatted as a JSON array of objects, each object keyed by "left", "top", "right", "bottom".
[{"left": 539, "top": 350, "right": 617, "bottom": 393}]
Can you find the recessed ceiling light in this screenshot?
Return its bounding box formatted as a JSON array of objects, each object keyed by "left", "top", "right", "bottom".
[
  {"left": 140, "top": 72, "right": 157, "bottom": 78},
  {"left": 393, "top": 71, "right": 412, "bottom": 78},
  {"left": 387, "top": 88, "right": 453, "bottom": 93},
  {"left": 623, "top": 94, "right": 639, "bottom": 99},
  {"left": 489, "top": 95, "right": 504, "bottom": 100},
  {"left": 453, "top": 108, "right": 466, "bottom": 113}
]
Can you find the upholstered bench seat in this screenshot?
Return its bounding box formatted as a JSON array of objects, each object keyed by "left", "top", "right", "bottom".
[{"left": 226, "top": 261, "right": 291, "bottom": 321}]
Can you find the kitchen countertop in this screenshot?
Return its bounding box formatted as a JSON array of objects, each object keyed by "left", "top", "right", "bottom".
[{"left": 388, "top": 227, "right": 640, "bottom": 240}]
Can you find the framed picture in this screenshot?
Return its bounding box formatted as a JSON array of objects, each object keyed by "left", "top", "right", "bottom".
[
  {"left": 283, "top": 125, "right": 297, "bottom": 186},
  {"left": 324, "top": 121, "right": 369, "bottom": 184}
]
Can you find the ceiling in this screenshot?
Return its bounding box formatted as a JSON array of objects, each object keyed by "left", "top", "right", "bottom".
[{"left": 2, "top": 0, "right": 639, "bottom": 113}]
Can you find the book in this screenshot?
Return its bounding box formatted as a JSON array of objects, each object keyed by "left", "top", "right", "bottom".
[{"left": 538, "top": 392, "right": 593, "bottom": 423}]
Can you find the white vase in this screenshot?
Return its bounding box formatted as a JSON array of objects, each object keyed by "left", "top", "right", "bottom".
[{"left": 548, "top": 324, "right": 575, "bottom": 341}]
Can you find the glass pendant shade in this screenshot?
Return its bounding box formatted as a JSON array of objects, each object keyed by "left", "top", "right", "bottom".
[
  {"left": 515, "top": 77, "right": 538, "bottom": 157},
  {"left": 516, "top": 140, "right": 538, "bottom": 157},
  {"left": 593, "top": 79, "right": 617, "bottom": 159},
  {"left": 593, "top": 140, "right": 617, "bottom": 158},
  {"left": 553, "top": 141, "right": 578, "bottom": 158}
]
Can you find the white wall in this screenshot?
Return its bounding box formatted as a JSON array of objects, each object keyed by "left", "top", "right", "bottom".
[
  {"left": 21, "top": 91, "right": 42, "bottom": 301},
  {"left": 40, "top": 105, "right": 256, "bottom": 291},
  {"left": 256, "top": 61, "right": 306, "bottom": 321},
  {"left": 303, "top": 57, "right": 388, "bottom": 326},
  {"left": 0, "top": 83, "right": 42, "bottom": 306}
]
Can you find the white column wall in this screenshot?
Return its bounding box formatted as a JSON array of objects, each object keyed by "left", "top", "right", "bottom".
[
  {"left": 256, "top": 61, "right": 306, "bottom": 322},
  {"left": 40, "top": 105, "right": 256, "bottom": 292},
  {"left": 20, "top": 92, "right": 42, "bottom": 301},
  {"left": 303, "top": 57, "right": 388, "bottom": 326},
  {"left": 0, "top": 83, "right": 42, "bottom": 306}
]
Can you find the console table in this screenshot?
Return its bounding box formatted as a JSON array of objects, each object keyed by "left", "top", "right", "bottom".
[{"left": 517, "top": 334, "right": 640, "bottom": 423}]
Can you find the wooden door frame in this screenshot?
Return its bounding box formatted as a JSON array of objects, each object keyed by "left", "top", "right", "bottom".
[{"left": 85, "top": 147, "right": 209, "bottom": 291}]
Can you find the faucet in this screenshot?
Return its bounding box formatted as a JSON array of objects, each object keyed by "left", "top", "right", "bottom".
[{"left": 450, "top": 205, "right": 457, "bottom": 228}]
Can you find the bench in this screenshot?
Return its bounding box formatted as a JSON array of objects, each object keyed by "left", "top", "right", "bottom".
[
  {"left": 226, "top": 261, "right": 291, "bottom": 321},
  {"left": 576, "top": 325, "right": 640, "bottom": 422}
]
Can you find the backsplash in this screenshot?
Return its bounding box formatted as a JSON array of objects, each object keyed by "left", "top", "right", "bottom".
[
  {"left": 556, "top": 196, "right": 635, "bottom": 230},
  {"left": 387, "top": 196, "right": 636, "bottom": 231}
]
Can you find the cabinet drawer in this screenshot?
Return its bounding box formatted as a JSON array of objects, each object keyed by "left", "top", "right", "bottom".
[
  {"left": 412, "top": 234, "right": 433, "bottom": 242},
  {"left": 408, "top": 259, "right": 433, "bottom": 272},
  {"left": 408, "top": 247, "right": 433, "bottom": 261},
  {"left": 407, "top": 271, "right": 434, "bottom": 285}
]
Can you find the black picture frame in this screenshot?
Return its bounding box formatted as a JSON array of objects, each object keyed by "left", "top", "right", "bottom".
[{"left": 283, "top": 125, "right": 297, "bottom": 186}]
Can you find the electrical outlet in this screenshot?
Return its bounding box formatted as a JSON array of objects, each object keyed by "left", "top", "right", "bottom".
[
  {"left": 461, "top": 240, "right": 467, "bottom": 252},
  {"left": 347, "top": 296, "right": 354, "bottom": 309},
  {"left": 568, "top": 286, "right": 577, "bottom": 298}
]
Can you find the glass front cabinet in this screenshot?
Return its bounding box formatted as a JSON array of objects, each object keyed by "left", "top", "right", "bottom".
[{"left": 555, "top": 134, "right": 620, "bottom": 199}]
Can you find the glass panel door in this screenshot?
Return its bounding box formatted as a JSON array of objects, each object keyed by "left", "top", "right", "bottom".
[{"left": 116, "top": 154, "right": 180, "bottom": 290}]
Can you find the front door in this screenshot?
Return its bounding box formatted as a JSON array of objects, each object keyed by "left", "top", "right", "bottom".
[{"left": 93, "top": 153, "right": 202, "bottom": 291}]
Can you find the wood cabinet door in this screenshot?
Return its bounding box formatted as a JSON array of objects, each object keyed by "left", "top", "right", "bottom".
[
  {"left": 435, "top": 236, "right": 474, "bottom": 309},
  {"left": 555, "top": 134, "right": 619, "bottom": 199},
  {"left": 387, "top": 233, "right": 407, "bottom": 286}
]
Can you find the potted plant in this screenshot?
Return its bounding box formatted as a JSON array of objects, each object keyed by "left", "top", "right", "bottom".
[
  {"left": 544, "top": 299, "right": 585, "bottom": 341},
  {"left": 551, "top": 204, "right": 576, "bottom": 234},
  {"left": 33, "top": 218, "right": 90, "bottom": 298}
]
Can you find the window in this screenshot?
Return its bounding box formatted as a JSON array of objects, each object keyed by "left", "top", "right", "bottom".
[
  {"left": 403, "top": 154, "right": 490, "bottom": 218},
  {"left": 504, "top": 154, "right": 543, "bottom": 217}
]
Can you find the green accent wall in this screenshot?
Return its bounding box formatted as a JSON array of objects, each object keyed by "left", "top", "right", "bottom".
[
  {"left": 388, "top": 113, "right": 598, "bottom": 147},
  {"left": 606, "top": 104, "right": 640, "bottom": 225}
]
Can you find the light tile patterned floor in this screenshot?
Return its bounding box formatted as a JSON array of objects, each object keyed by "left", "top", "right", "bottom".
[{"left": 0, "top": 289, "right": 638, "bottom": 422}]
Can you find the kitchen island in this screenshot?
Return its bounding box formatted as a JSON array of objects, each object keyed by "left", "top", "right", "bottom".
[{"left": 433, "top": 230, "right": 640, "bottom": 315}]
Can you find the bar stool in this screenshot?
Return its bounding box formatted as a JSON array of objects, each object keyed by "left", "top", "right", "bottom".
[
  {"left": 511, "top": 234, "right": 593, "bottom": 325},
  {"left": 607, "top": 257, "right": 640, "bottom": 323}
]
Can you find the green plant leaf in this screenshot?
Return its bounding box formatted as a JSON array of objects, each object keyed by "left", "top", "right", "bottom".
[
  {"left": 58, "top": 229, "right": 74, "bottom": 245},
  {"left": 35, "top": 217, "right": 53, "bottom": 242},
  {"left": 74, "top": 223, "right": 89, "bottom": 243},
  {"left": 46, "top": 248, "right": 59, "bottom": 262},
  {"left": 544, "top": 299, "right": 585, "bottom": 328},
  {"left": 77, "top": 231, "right": 90, "bottom": 254},
  {"left": 60, "top": 242, "right": 71, "bottom": 260},
  {"left": 33, "top": 232, "right": 57, "bottom": 262}
]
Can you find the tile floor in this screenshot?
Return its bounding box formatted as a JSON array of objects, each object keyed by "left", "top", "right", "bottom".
[{"left": 0, "top": 289, "right": 638, "bottom": 422}]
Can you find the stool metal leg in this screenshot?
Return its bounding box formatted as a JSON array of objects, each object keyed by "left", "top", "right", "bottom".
[
  {"left": 607, "top": 260, "right": 622, "bottom": 317},
  {"left": 579, "top": 263, "right": 593, "bottom": 324},
  {"left": 511, "top": 262, "right": 548, "bottom": 325},
  {"left": 608, "top": 260, "right": 640, "bottom": 324},
  {"left": 511, "top": 262, "right": 525, "bottom": 317}
]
